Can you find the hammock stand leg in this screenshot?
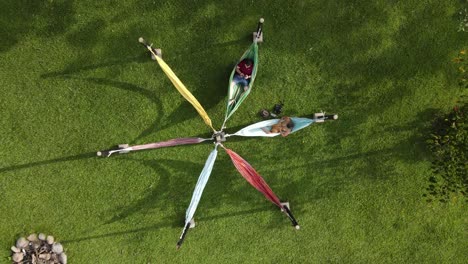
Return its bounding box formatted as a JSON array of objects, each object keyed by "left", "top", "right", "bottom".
[
  {"left": 176, "top": 222, "right": 191, "bottom": 249},
  {"left": 281, "top": 202, "right": 300, "bottom": 230},
  {"left": 253, "top": 17, "right": 264, "bottom": 43}
]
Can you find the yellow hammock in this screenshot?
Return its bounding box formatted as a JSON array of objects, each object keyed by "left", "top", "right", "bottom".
[{"left": 141, "top": 39, "right": 215, "bottom": 132}]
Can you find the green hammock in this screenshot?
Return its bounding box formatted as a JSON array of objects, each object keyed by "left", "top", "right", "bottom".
[{"left": 223, "top": 42, "right": 259, "bottom": 126}]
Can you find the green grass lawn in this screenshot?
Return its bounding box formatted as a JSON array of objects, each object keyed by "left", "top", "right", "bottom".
[{"left": 1, "top": 0, "right": 467, "bottom": 263}]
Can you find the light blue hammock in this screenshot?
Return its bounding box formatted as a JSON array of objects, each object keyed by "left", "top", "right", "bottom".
[
  {"left": 177, "top": 145, "right": 218, "bottom": 248},
  {"left": 184, "top": 147, "right": 218, "bottom": 223},
  {"left": 229, "top": 117, "right": 315, "bottom": 137}
]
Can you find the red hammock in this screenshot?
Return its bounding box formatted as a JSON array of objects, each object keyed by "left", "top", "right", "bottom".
[
  {"left": 225, "top": 148, "right": 282, "bottom": 207},
  {"left": 224, "top": 147, "right": 299, "bottom": 228}
]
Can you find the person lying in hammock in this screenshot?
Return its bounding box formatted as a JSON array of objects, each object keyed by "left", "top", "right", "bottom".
[
  {"left": 234, "top": 58, "right": 254, "bottom": 90},
  {"left": 229, "top": 59, "right": 254, "bottom": 106},
  {"left": 261, "top": 116, "right": 294, "bottom": 137}
]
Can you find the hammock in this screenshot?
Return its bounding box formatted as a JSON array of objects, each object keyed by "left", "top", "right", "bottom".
[
  {"left": 97, "top": 137, "right": 210, "bottom": 157},
  {"left": 177, "top": 146, "right": 218, "bottom": 249},
  {"left": 229, "top": 117, "right": 315, "bottom": 137},
  {"left": 223, "top": 42, "right": 259, "bottom": 127},
  {"left": 139, "top": 38, "right": 215, "bottom": 132},
  {"left": 224, "top": 147, "right": 299, "bottom": 228}
]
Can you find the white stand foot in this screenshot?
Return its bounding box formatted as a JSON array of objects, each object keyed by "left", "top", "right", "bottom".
[
  {"left": 281, "top": 202, "right": 290, "bottom": 211},
  {"left": 314, "top": 112, "right": 325, "bottom": 122},
  {"left": 189, "top": 218, "right": 196, "bottom": 229},
  {"left": 151, "top": 49, "right": 162, "bottom": 60},
  {"left": 253, "top": 32, "right": 263, "bottom": 43},
  {"left": 118, "top": 144, "right": 131, "bottom": 154}
]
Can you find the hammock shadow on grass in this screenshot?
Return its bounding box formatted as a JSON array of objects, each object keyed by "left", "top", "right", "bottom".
[
  {"left": 102, "top": 155, "right": 281, "bottom": 228},
  {"left": 50, "top": 76, "right": 200, "bottom": 144},
  {"left": 62, "top": 206, "right": 274, "bottom": 244},
  {"left": 196, "top": 205, "right": 277, "bottom": 222},
  {"left": 42, "top": 75, "right": 213, "bottom": 144},
  {"left": 103, "top": 157, "right": 205, "bottom": 226},
  {"left": 72, "top": 76, "right": 167, "bottom": 143},
  {"left": 0, "top": 152, "right": 96, "bottom": 174},
  {"left": 42, "top": 64, "right": 232, "bottom": 143},
  {"left": 40, "top": 54, "right": 148, "bottom": 79},
  {"left": 60, "top": 222, "right": 171, "bottom": 244},
  {"left": 40, "top": 35, "right": 246, "bottom": 79},
  {"left": 167, "top": 37, "right": 249, "bottom": 61}
]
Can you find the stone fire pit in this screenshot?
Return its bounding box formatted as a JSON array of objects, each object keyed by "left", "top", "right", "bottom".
[{"left": 10, "top": 233, "right": 67, "bottom": 264}]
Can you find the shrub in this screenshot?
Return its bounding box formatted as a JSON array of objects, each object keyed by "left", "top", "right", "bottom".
[
  {"left": 453, "top": 49, "right": 468, "bottom": 88},
  {"left": 425, "top": 101, "right": 467, "bottom": 202}
]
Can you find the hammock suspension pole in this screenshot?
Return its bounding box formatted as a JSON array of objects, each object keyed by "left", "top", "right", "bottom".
[
  {"left": 281, "top": 203, "right": 300, "bottom": 229},
  {"left": 176, "top": 222, "right": 191, "bottom": 249},
  {"left": 138, "top": 37, "right": 161, "bottom": 59},
  {"left": 254, "top": 18, "right": 264, "bottom": 43}
]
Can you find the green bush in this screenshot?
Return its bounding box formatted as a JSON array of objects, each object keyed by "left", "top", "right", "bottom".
[
  {"left": 453, "top": 49, "right": 468, "bottom": 88},
  {"left": 425, "top": 101, "right": 468, "bottom": 202}
]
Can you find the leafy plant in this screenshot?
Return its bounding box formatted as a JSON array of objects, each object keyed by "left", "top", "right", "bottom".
[
  {"left": 425, "top": 101, "right": 467, "bottom": 202},
  {"left": 453, "top": 49, "right": 468, "bottom": 88},
  {"left": 458, "top": 3, "right": 468, "bottom": 32}
]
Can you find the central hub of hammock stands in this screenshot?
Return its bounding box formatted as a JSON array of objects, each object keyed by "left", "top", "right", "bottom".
[{"left": 212, "top": 131, "right": 226, "bottom": 143}]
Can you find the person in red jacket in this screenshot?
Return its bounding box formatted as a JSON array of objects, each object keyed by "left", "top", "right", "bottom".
[
  {"left": 229, "top": 59, "right": 254, "bottom": 105},
  {"left": 234, "top": 58, "right": 253, "bottom": 89}
]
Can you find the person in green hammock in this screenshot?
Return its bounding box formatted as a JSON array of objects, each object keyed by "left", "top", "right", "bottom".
[
  {"left": 234, "top": 58, "right": 253, "bottom": 88},
  {"left": 229, "top": 59, "right": 254, "bottom": 105}
]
